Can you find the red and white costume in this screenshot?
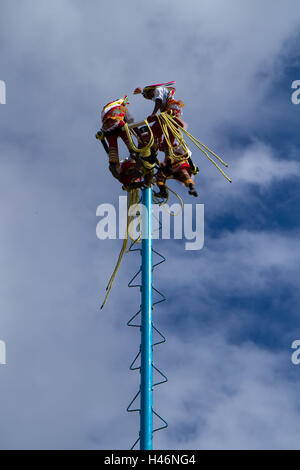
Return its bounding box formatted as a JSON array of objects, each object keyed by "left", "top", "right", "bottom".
[
  {"left": 101, "top": 95, "right": 133, "bottom": 166},
  {"left": 134, "top": 81, "right": 184, "bottom": 150},
  {"left": 156, "top": 146, "right": 194, "bottom": 189},
  {"left": 118, "top": 157, "right": 142, "bottom": 190}
]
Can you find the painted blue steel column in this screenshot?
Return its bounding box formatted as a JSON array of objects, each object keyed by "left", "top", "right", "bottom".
[{"left": 140, "top": 187, "right": 153, "bottom": 450}]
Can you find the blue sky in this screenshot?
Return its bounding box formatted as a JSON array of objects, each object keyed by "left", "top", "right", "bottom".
[{"left": 0, "top": 0, "right": 300, "bottom": 450}]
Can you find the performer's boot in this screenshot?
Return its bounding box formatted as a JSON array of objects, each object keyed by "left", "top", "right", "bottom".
[
  {"left": 188, "top": 183, "right": 198, "bottom": 197},
  {"left": 154, "top": 182, "right": 168, "bottom": 199}
]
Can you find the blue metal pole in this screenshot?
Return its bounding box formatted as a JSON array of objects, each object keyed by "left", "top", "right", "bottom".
[{"left": 140, "top": 187, "right": 153, "bottom": 450}]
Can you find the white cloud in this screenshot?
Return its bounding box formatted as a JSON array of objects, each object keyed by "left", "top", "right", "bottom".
[
  {"left": 155, "top": 334, "right": 300, "bottom": 449},
  {"left": 231, "top": 141, "right": 300, "bottom": 186}
]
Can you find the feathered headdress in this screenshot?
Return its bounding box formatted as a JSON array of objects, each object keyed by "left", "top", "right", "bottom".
[
  {"left": 134, "top": 81, "right": 176, "bottom": 95},
  {"left": 101, "top": 95, "right": 129, "bottom": 120}
]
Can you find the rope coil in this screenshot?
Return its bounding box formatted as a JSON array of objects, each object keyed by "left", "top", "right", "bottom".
[
  {"left": 158, "top": 112, "right": 232, "bottom": 183},
  {"left": 100, "top": 189, "right": 140, "bottom": 309}
]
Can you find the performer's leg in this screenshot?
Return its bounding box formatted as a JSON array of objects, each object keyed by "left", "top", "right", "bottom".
[
  {"left": 177, "top": 168, "right": 194, "bottom": 187},
  {"left": 150, "top": 118, "right": 163, "bottom": 149},
  {"left": 176, "top": 168, "right": 198, "bottom": 197},
  {"left": 105, "top": 132, "right": 120, "bottom": 179},
  {"left": 155, "top": 169, "right": 168, "bottom": 198}
]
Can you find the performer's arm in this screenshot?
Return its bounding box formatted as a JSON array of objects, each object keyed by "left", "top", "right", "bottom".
[{"left": 148, "top": 99, "right": 162, "bottom": 121}]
